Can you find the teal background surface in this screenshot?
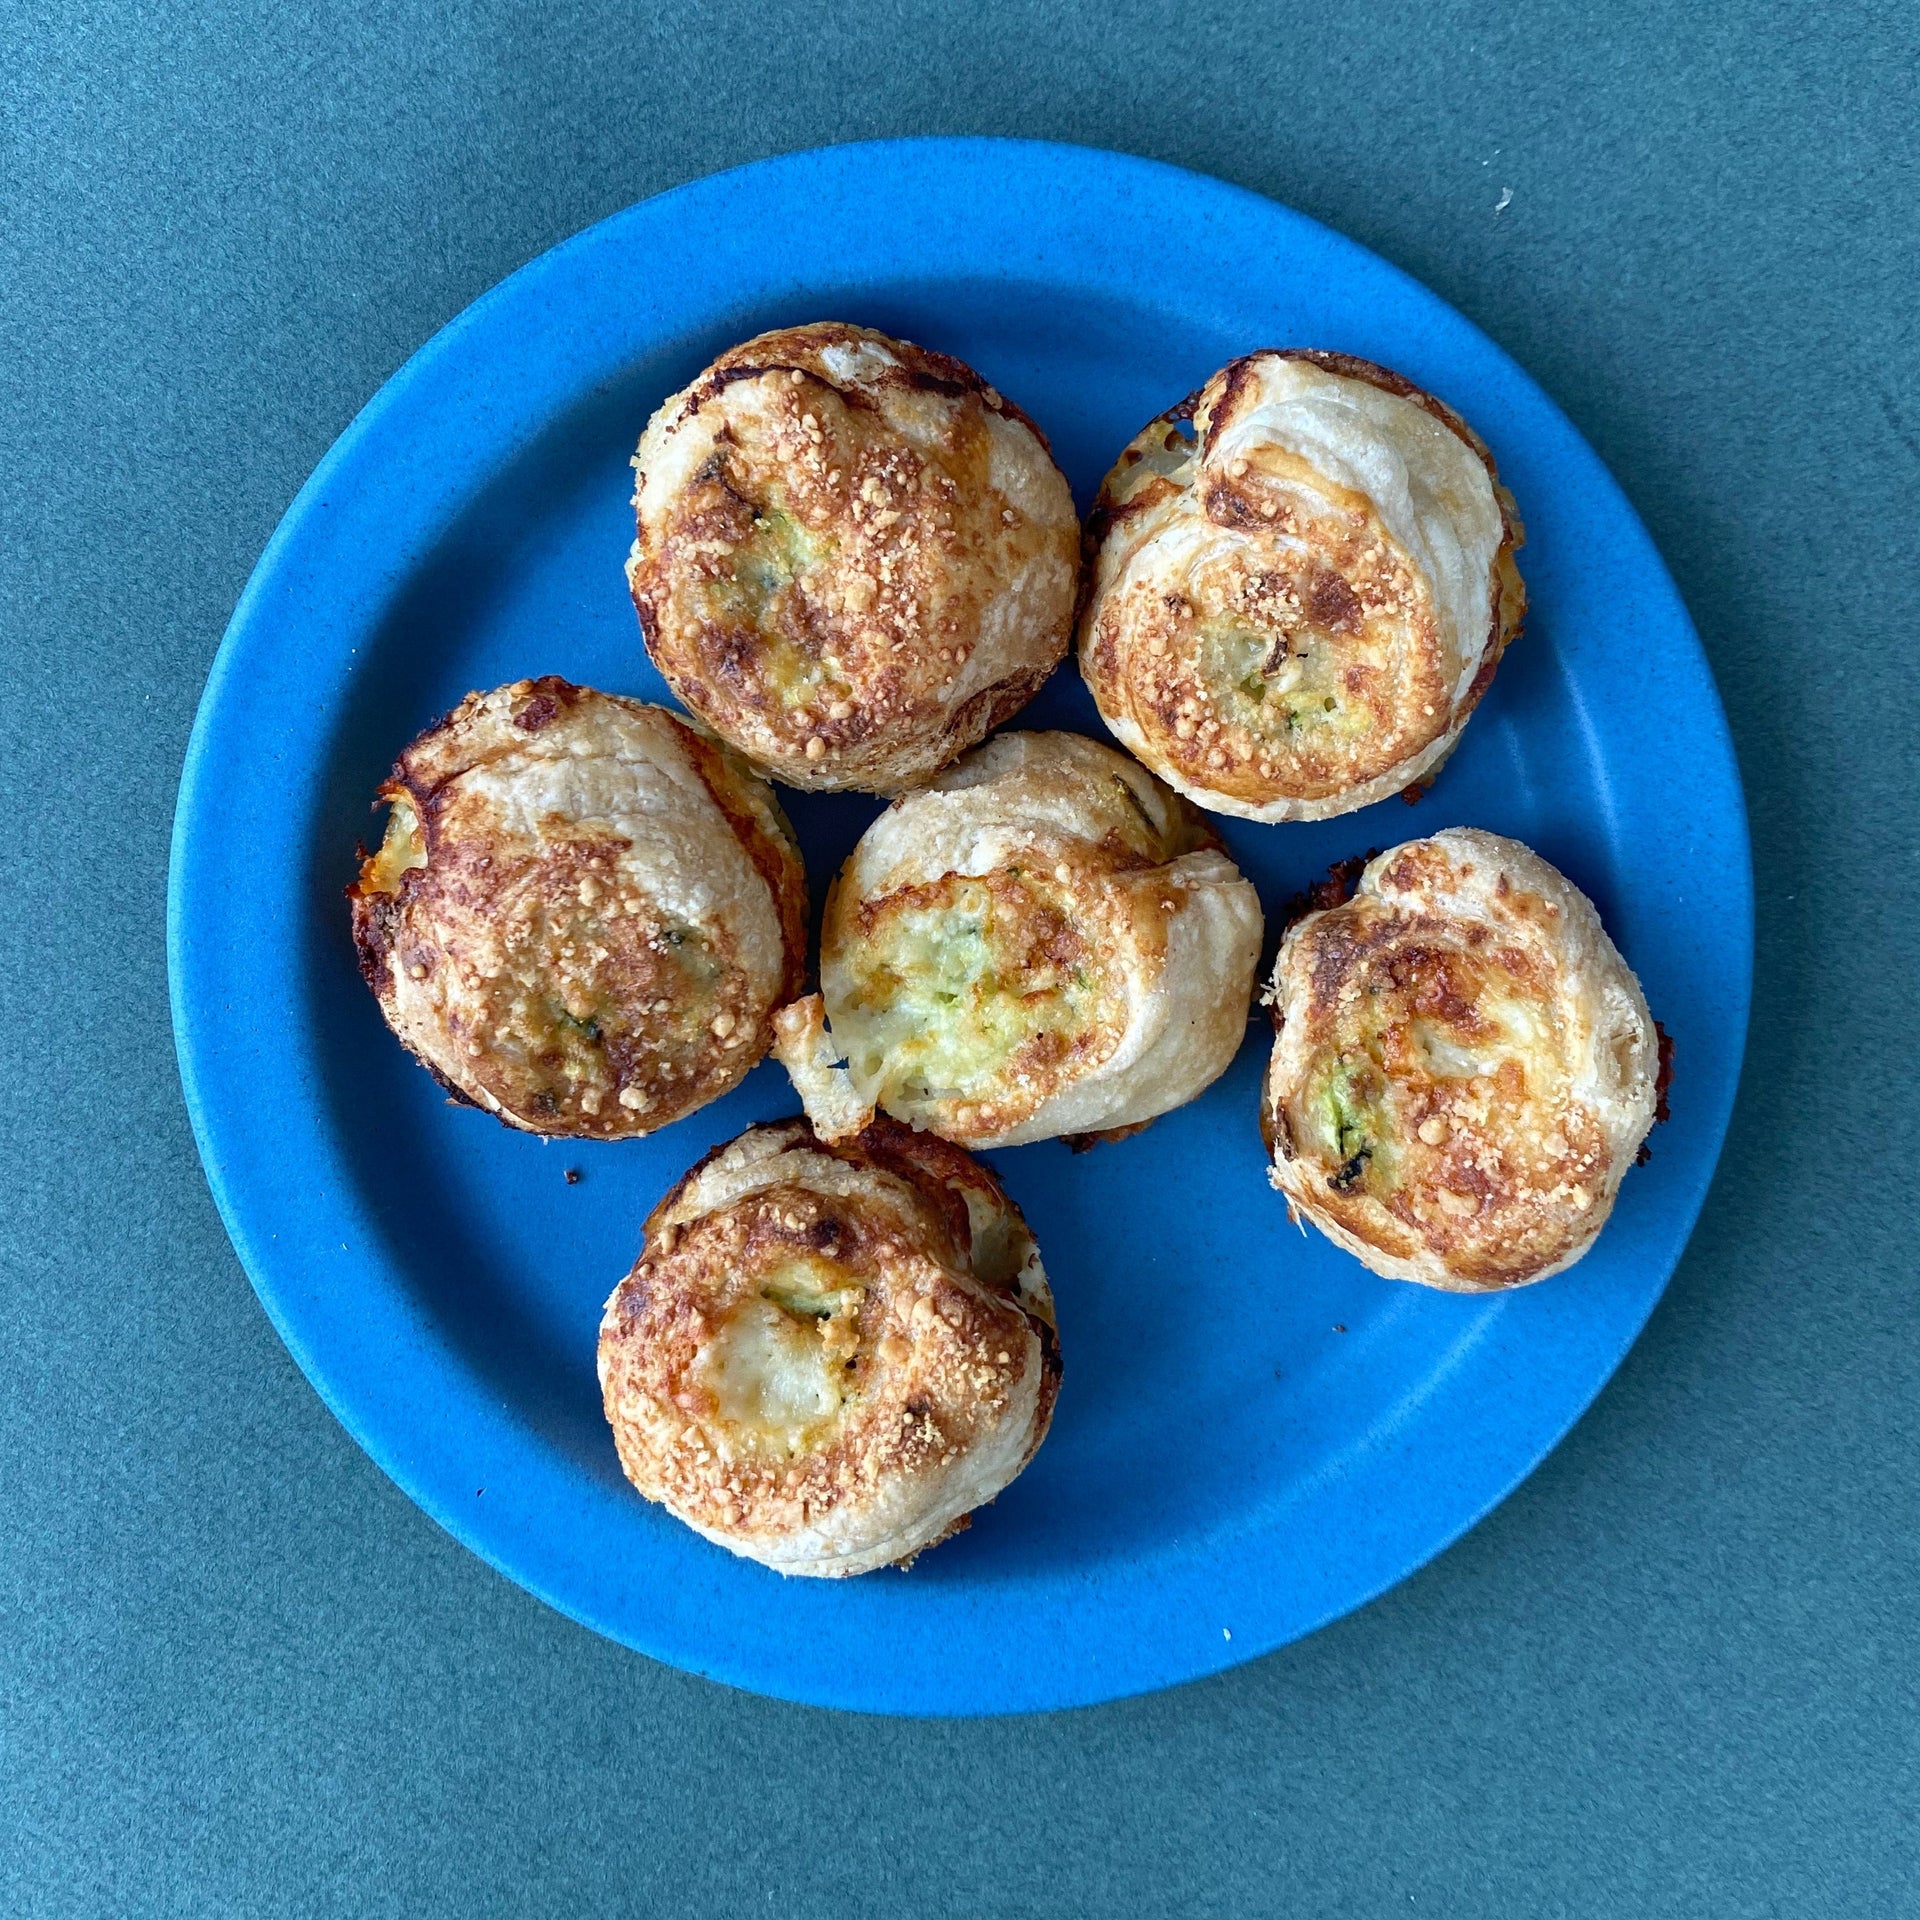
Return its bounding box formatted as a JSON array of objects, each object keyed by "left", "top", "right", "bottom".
[{"left": 3, "top": 0, "right": 1914, "bottom": 1911}]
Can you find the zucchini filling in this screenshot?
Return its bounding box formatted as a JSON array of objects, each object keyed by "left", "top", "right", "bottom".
[
  {"left": 841, "top": 882, "right": 1104, "bottom": 1110},
  {"left": 1198, "top": 619, "right": 1349, "bottom": 737},
  {"left": 711, "top": 506, "right": 847, "bottom": 712}
]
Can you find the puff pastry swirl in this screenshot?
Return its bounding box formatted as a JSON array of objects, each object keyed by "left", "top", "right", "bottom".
[
  {"left": 598, "top": 1117, "right": 1060, "bottom": 1576},
  {"left": 628, "top": 323, "right": 1080, "bottom": 794},
  {"left": 773, "top": 730, "right": 1264, "bottom": 1149},
  {"left": 1263, "top": 829, "right": 1659, "bottom": 1290},
  {"left": 349, "top": 678, "right": 807, "bottom": 1138},
  {"left": 1079, "top": 350, "right": 1526, "bottom": 821}
]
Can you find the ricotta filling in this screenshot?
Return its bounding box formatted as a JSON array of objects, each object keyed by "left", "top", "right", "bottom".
[{"left": 696, "top": 1258, "right": 862, "bottom": 1458}]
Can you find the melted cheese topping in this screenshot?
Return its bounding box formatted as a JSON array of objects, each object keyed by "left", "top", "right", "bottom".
[
  {"left": 360, "top": 796, "right": 426, "bottom": 894},
  {"left": 1294, "top": 960, "right": 1580, "bottom": 1218}
]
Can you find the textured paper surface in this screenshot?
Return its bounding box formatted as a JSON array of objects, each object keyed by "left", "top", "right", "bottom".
[{"left": 3, "top": 1, "right": 1915, "bottom": 1912}]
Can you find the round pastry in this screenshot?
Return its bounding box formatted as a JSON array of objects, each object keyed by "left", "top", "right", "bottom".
[
  {"left": 626, "top": 322, "right": 1080, "bottom": 794},
  {"left": 771, "top": 730, "right": 1265, "bottom": 1150},
  {"left": 349, "top": 677, "right": 807, "bottom": 1138},
  {"left": 1263, "top": 829, "right": 1659, "bottom": 1291},
  {"left": 598, "top": 1117, "right": 1060, "bottom": 1577},
  {"left": 1078, "top": 349, "right": 1527, "bottom": 821}
]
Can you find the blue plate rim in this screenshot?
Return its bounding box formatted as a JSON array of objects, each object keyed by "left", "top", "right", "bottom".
[{"left": 168, "top": 135, "right": 1753, "bottom": 1715}]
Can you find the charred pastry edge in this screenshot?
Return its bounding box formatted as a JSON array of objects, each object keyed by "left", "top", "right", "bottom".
[
  {"left": 1635, "top": 1020, "right": 1676, "bottom": 1162},
  {"left": 626, "top": 323, "right": 1079, "bottom": 795},
  {"left": 346, "top": 676, "right": 809, "bottom": 1140},
  {"left": 638, "top": 1115, "right": 1056, "bottom": 1327},
  {"left": 1077, "top": 349, "right": 1529, "bottom": 823},
  {"left": 603, "top": 1114, "right": 1061, "bottom": 1576},
  {"left": 639, "top": 322, "right": 1062, "bottom": 482},
  {"left": 1271, "top": 848, "right": 1385, "bottom": 952},
  {"left": 1262, "top": 830, "right": 1661, "bottom": 1293},
  {"left": 1063, "top": 1119, "right": 1156, "bottom": 1153}
]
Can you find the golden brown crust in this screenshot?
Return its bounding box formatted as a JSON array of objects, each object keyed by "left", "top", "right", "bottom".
[
  {"left": 1078, "top": 350, "right": 1527, "bottom": 822},
  {"left": 627, "top": 323, "right": 1080, "bottom": 793},
  {"left": 598, "top": 1117, "right": 1059, "bottom": 1576},
  {"left": 776, "top": 730, "right": 1264, "bottom": 1149},
  {"left": 348, "top": 678, "right": 807, "bottom": 1139},
  {"left": 672, "top": 721, "right": 811, "bottom": 984},
  {"left": 1263, "top": 830, "right": 1658, "bottom": 1290}
]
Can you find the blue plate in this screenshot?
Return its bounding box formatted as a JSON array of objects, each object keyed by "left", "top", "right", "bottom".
[{"left": 169, "top": 138, "right": 1751, "bottom": 1715}]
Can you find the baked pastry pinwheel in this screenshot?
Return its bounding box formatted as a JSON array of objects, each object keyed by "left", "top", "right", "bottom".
[
  {"left": 1263, "top": 830, "right": 1660, "bottom": 1291},
  {"left": 772, "top": 730, "right": 1264, "bottom": 1150},
  {"left": 626, "top": 322, "right": 1081, "bottom": 794},
  {"left": 1079, "top": 350, "right": 1526, "bottom": 821},
  {"left": 598, "top": 1117, "right": 1060, "bottom": 1576},
  {"left": 348, "top": 678, "right": 807, "bottom": 1138}
]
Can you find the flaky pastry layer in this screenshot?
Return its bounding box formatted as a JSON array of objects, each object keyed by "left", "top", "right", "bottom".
[{"left": 1079, "top": 351, "right": 1526, "bottom": 821}]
